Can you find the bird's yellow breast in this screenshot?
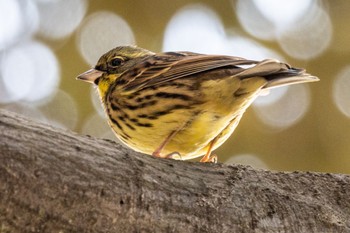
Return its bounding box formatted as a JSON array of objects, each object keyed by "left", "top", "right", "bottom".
[{"left": 105, "top": 76, "right": 267, "bottom": 160}]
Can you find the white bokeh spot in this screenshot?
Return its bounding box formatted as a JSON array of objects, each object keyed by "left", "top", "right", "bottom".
[
  {"left": 163, "top": 3, "right": 226, "bottom": 54},
  {"left": 333, "top": 66, "right": 350, "bottom": 118},
  {"left": 0, "top": 0, "right": 39, "bottom": 50},
  {"left": 77, "top": 11, "right": 135, "bottom": 66},
  {"left": 235, "top": 0, "right": 332, "bottom": 60},
  {"left": 252, "top": 0, "right": 313, "bottom": 30},
  {"left": 0, "top": 41, "right": 60, "bottom": 104},
  {"left": 253, "top": 85, "right": 311, "bottom": 129},
  {"left": 37, "top": 0, "right": 87, "bottom": 39}
]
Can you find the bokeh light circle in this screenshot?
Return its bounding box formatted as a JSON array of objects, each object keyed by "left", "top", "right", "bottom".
[
  {"left": 235, "top": 0, "right": 332, "bottom": 60},
  {"left": 0, "top": 47, "right": 35, "bottom": 103},
  {"left": 235, "top": 0, "right": 276, "bottom": 41},
  {"left": 277, "top": 5, "right": 332, "bottom": 60},
  {"left": 37, "top": 0, "right": 87, "bottom": 39},
  {"left": 163, "top": 3, "right": 226, "bottom": 53},
  {"left": 252, "top": 0, "right": 313, "bottom": 30},
  {"left": 333, "top": 66, "right": 350, "bottom": 118},
  {"left": 0, "top": 0, "right": 22, "bottom": 50},
  {"left": 77, "top": 11, "right": 135, "bottom": 66},
  {"left": 0, "top": 41, "right": 60, "bottom": 104},
  {"left": 253, "top": 85, "right": 311, "bottom": 129},
  {"left": 0, "top": 0, "right": 39, "bottom": 50},
  {"left": 253, "top": 86, "right": 289, "bottom": 106}
]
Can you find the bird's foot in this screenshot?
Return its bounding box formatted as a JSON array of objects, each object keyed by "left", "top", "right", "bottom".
[
  {"left": 152, "top": 151, "right": 182, "bottom": 160},
  {"left": 200, "top": 153, "right": 218, "bottom": 163}
]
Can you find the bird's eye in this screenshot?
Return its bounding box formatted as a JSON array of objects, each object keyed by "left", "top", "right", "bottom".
[{"left": 109, "top": 57, "right": 124, "bottom": 67}]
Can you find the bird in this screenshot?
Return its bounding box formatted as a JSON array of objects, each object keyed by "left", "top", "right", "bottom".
[{"left": 77, "top": 45, "right": 318, "bottom": 162}]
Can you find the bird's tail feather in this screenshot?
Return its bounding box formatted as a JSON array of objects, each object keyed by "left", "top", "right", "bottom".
[{"left": 237, "top": 59, "right": 319, "bottom": 89}]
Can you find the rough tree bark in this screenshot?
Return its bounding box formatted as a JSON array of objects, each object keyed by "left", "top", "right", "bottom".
[{"left": 0, "top": 109, "right": 349, "bottom": 233}]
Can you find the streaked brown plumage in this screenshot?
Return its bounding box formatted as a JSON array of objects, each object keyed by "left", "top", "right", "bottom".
[{"left": 77, "top": 46, "right": 319, "bottom": 162}]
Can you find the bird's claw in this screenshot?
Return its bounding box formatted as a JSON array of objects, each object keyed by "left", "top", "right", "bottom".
[{"left": 200, "top": 154, "right": 218, "bottom": 163}]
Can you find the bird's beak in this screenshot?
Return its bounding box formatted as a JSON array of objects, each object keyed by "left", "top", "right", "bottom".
[{"left": 76, "top": 69, "right": 104, "bottom": 84}]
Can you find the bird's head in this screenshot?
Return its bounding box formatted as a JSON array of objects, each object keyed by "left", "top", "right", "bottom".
[{"left": 77, "top": 45, "right": 154, "bottom": 99}]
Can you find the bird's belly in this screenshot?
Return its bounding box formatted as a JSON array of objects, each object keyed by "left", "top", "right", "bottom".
[
  {"left": 109, "top": 107, "right": 238, "bottom": 160},
  {"left": 108, "top": 108, "right": 194, "bottom": 156},
  {"left": 107, "top": 76, "right": 265, "bottom": 160},
  {"left": 144, "top": 110, "right": 242, "bottom": 159},
  {"left": 167, "top": 111, "right": 243, "bottom": 159}
]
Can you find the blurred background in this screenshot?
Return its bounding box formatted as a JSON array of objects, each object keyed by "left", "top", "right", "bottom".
[{"left": 0, "top": 0, "right": 349, "bottom": 173}]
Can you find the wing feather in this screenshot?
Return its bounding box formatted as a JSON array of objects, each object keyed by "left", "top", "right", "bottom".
[
  {"left": 117, "top": 52, "right": 317, "bottom": 93},
  {"left": 120, "top": 52, "right": 257, "bottom": 92}
]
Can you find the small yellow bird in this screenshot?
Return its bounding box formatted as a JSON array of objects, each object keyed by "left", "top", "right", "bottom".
[{"left": 77, "top": 46, "right": 318, "bottom": 162}]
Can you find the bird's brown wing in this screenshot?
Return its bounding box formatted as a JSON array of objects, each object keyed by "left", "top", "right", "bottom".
[
  {"left": 119, "top": 52, "right": 258, "bottom": 92},
  {"left": 118, "top": 52, "right": 318, "bottom": 93}
]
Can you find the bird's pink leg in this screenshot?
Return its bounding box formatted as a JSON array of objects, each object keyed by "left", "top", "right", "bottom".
[
  {"left": 199, "top": 137, "right": 218, "bottom": 163},
  {"left": 152, "top": 130, "right": 181, "bottom": 159}
]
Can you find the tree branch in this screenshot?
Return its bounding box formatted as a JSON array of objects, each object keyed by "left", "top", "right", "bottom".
[{"left": 0, "top": 109, "right": 349, "bottom": 232}]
